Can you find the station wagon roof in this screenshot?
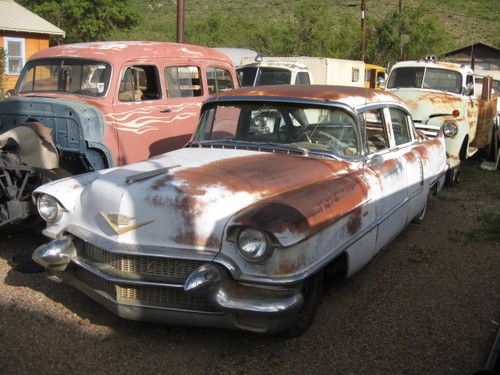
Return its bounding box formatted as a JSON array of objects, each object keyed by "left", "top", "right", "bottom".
[
  {"left": 28, "top": 41, "right": 232, "bottom": 64},
  {"left": 207, "top": 85, "right": 407, "bottom": 109}
]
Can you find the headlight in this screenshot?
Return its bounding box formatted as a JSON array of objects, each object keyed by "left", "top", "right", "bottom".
[
  {"left": 442, "top": 122, "right": 458, "bottom": 137},
  {"left": 236, "top": 227, "right": 273, "bottom": 263},
  {"left": 37, "top": 194, "right": 62, "bottom": 223}
]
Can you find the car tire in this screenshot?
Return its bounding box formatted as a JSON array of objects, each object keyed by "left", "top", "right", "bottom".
[{"left": 281, "top": 270, "right": 324, "bottom": 338}]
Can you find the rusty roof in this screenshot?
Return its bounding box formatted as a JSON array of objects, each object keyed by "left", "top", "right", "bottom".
[
  {"left": 0, "top": 0, "right": 65, "bottom": 36},
  {"left": 209, "top": 85, "right": 406, "bottom": 108},
  {"left": 29, "top": 41, "right": 233, "bottom": 65}
]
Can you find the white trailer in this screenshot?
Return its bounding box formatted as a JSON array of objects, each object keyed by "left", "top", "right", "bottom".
[{"left": 237, "top": 56, "right": 365, "bottom": 87}]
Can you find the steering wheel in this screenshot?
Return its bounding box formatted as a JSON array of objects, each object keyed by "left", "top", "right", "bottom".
[{"left": 303, "top": 130, "right": 346, "bottom": 153}]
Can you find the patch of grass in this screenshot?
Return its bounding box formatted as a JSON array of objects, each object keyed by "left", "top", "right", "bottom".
[
  {"left": 459, "top": 161, "right": 500, "bottom": 199},
  {"left": 477, "top": 206, "right": 500, "bottom": 241}
]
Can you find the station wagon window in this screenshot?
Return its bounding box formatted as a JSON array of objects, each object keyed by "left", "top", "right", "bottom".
[
  {"left": 16, "top": 58, "right": 111, "bottom": 97},
  {"left": 389, "top": 108, "right": 411, "bottom": 145},
  {"left": 207, "top": 67, "right": 234, "bottom": 94},
  {"left": 118, "top": 65, "right": 161, "bottom": 102},
  {"left": 362, "top": 109, "right": 389, "bottom": 153},
  {"left": 165, "top": 66, "right": 203, "bottom": 98}
]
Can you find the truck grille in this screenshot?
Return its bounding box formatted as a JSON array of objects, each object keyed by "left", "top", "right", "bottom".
[
  {"left": 78, "top": 240, "right": 204, "bottom": 284},
  {"left": 414, "top": 123, "right": 439, "bottom": 138}
]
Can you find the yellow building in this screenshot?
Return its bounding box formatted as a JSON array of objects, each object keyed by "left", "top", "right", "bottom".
[{"left": 0, "top": 0, "right": 65, "bottom": 92}]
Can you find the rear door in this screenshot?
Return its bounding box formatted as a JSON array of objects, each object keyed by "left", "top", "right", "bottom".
[{"left": 361, "top": 106, "right": 409, "bottom": 253}]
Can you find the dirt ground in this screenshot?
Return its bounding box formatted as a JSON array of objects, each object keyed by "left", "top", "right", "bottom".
[{"left": 0, "top": 160, "right": 499, "bottom": 374}]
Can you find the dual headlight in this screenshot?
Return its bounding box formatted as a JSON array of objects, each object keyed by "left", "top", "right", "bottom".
[
  {"left": 37, "top": 194, "right": 63, "bottom": 223},
  {"left": 236, "top": 227, "right": 273, "bottom": 263},
  {"left": 442, "top": 122, "right": 458, "bottom": 138}
]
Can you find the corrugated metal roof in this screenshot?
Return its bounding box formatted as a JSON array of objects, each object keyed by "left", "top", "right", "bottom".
[{"left": 0, "top": 0, "right": 65, "bottom": 36}]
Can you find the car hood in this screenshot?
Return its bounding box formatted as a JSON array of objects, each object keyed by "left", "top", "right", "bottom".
[
  {"left": 53, "top": 147, "right": 353, "bottom": 253},
  {"left": 388, "top": 89, "right": 465, "bottom": 123}
]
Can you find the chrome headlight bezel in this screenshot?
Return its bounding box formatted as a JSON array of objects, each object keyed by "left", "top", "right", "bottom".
[
  {"left": 442, "top": 122, "right": 458, "bottom": 138},
  {"left": 236, "top": 227, "right": 273, "bottom": 263},
  {"left": 37, "top": 194, "right": 63, "bottom": 223}
]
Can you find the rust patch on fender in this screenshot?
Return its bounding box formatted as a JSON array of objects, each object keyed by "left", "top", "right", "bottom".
[{"left": 233, "top": 171, "right": 368, "bottom": 246}]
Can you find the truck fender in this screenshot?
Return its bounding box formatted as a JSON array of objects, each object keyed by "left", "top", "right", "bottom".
[{"left": 0, "top": 122, "right": 59, "bottom": 169}]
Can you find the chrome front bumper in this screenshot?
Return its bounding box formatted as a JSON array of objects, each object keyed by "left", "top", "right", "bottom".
[{"left": 33, "top": 235, "right": 304, "bottom": 333}]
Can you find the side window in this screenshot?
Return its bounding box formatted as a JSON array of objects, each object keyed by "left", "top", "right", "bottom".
[
  {"left": 363, "top": 109, "right": 389, "bottom": 154},
  {"left": 165, "top": 66, "right": 202, "bottom": 98},
  {"left": 118, "top": 65, "right": 161, "bottom": 102},
  {"left": 295, "top": 72, "right": 310, "bottom": 84},
  {"left": 4, "top": 37, "right": 25, "bottom": 75},
  {"left": 207, "top": 67, "right": 234, "bottom": 95},
  {"left": 352, "top": 68, "right": 360, "bottom": 82},
  {"left": 389, "top": 108, "right": 411, "bottom": 145}
]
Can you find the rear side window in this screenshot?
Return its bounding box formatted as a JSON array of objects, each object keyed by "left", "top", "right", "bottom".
[
  {"left": 389, "top": 108, "right": 412, "bottom": 145},
  {"left": 295, "top": 72, "right": 310, "bottom": 84},
  {"left": 118, "top": 65, "right": 161, "bottom": 102},
  {"left": 207, "top": 67, "right": 234, "bottom": 94},
  {"left": 362, "top": 109, "right": 389, "bottom": 154},
  {"left": 165, "top": 66, "right": 202, "bottom": 98}
]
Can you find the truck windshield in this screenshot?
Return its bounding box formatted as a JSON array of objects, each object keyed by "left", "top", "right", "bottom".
[
  {"left": 16, "top": 58, "right": 111, "bottom": 97},
  {"left": 193, "top": 102, "right": 360, "bottom": 158},
  {"left": 237, "top": 67, "right": 292, "bottom": 87},
  {"left": 387, "top": 67, "right": 463, "bottom": 94}
]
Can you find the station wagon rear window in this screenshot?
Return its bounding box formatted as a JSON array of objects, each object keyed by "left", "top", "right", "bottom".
[{"left": 16, "top": 58, "right": 111, "bottom": 97}]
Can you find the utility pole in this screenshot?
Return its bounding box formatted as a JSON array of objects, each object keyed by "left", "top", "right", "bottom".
[
  {"left": 177, "top": 0, "right": 185, "bottom": 43},
  {"left": 398, "top": 0, "right": 403, "bottom": 60},
  {"left": 360, "top": 0, "right": 366, "bottom": 61}
]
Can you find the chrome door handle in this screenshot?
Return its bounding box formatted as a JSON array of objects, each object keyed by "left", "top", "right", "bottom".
[{"left": 160, "top": 108, "right": 172, "bottom": 113}]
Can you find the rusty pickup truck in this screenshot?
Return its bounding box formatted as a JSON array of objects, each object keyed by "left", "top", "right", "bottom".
[
  {"left": 32, "top": 85, "right": 447, "bottom": 336},
  {"left": 386, "top": 57, "right": 497, "bottom": 183}
]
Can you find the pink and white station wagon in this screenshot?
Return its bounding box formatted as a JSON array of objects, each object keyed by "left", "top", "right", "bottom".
[
  {"left": 32, "top": 85, "right": 447, "bottom": 336},
  {"left": 0, "top": 41, "right": 237, "bottom": 226}
]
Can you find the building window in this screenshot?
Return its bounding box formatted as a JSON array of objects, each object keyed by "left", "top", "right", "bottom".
[{"left": 4, "top": 37, "right": 25, "bottom": 75}]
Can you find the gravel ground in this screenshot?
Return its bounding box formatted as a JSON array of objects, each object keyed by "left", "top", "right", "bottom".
[{"left": 0, "top": 160, "right": 499, "bottom": 374}]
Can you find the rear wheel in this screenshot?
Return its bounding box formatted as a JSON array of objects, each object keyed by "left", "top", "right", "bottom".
[{"left": 281, "top": 271, "right": 324, "bottom": 338}]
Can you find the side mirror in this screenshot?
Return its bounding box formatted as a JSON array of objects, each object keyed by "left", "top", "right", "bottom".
[
  {"left": 463, "top": 82, "right": 474, "bottom": 96},
  {"left": 376, "top": 76, "right": 386, "bottom": 89}
]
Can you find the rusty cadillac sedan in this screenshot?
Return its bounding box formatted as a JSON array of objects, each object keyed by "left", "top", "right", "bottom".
[{"left": 32, "top": 85, "right": 447, "bottom": 336}]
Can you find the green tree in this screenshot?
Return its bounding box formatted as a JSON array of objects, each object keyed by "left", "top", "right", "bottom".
[
  {"left": 19, "top": 0, "right": 140, "bottom": 43},
  {"left": 366, "top": 6, "right": 449, "bottom": 66}
]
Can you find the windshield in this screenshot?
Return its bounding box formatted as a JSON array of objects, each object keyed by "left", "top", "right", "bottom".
[
  {"left": 387, "top": 67, "right": 463, "bottom": 94},
  {"left": 16, "top": 58, "right": 111, "bottom": 97},
  {"left": 237, "top": 67, "right": 292, "bottom": 87},
  {"left": 193, "top": 102, "right": 360, "bottom": 158}
]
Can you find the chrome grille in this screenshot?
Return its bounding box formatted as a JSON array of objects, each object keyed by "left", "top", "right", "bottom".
[
  {"left": 71, "top": 266, "right": 217, "bottom": 312},
  {"left": 118, "top": 285, "right": 216, "bottom": 311},
  {"left": 78, "top": 241, "right": 204, "bottom": 284}
]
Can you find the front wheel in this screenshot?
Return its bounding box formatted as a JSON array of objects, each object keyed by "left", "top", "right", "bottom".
[{"left": 281, "top": 271, "right": 324, "bottom": 338}]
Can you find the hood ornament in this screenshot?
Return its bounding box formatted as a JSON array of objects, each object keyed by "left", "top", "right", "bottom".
[{"left": 100, "top": 212, "right": 154, "bottom": 235}]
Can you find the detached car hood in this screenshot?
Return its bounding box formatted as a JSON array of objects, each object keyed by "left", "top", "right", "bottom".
[
  {"left": 388, "top": 89, "right": 464, "bottom": 123},
  {"left": 41, "top": 147, "right": 353, "bottom": 252}
]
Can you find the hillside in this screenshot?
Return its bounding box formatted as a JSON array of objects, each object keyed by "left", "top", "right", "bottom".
[{"left": 109, "top": 0, "right": 499, "bottom": 60}]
